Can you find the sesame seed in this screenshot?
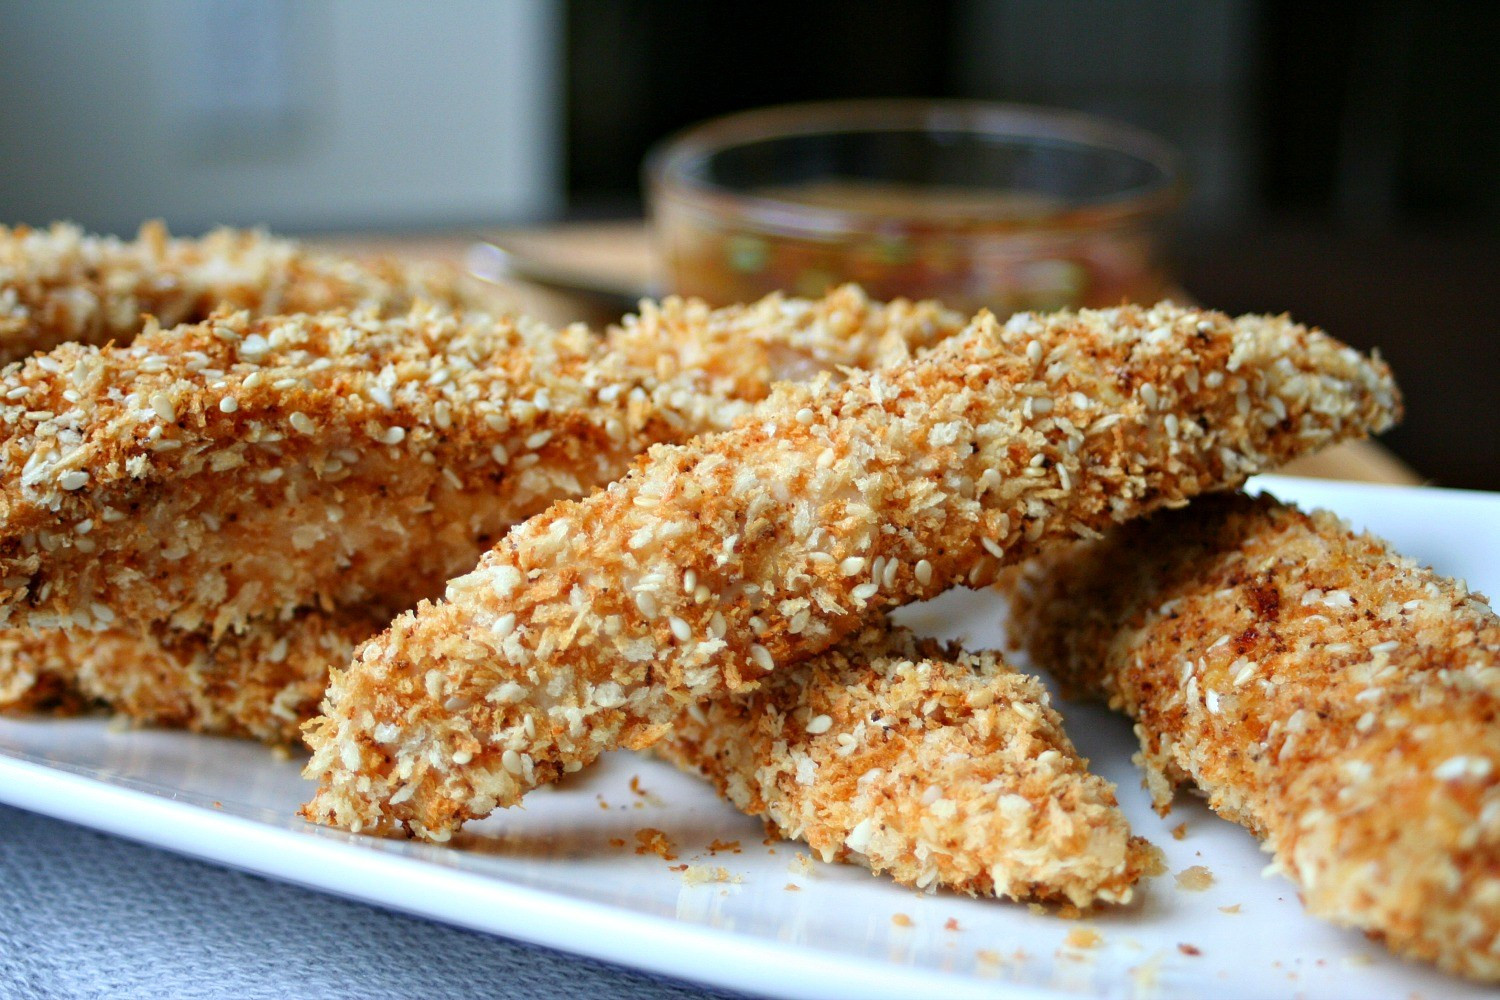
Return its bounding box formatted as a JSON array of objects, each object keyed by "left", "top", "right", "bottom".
[
  {"left": 218, "top": 396, "right": 239, "bottom": 413},
  {"left": 502, "top": 749, "right": 524, "bottom": 774},
  {"left": 58, "top": 470, "right": 89, "bottom": 491},
  {"left": 914, "top": 559, "right": 933, "bottom": 586},
  {"left": 149, "top": 392, "right": 176, "bottom": 421},
  {"left": 668, "top": 616, "right": 691, "bottom": 641},
  {"left": 805, "top": 714, "right": 833, "bottom": 734},
  {"left": 750, "top": 644, "right": 774, "bottom": 672},
  {"left": 289, "top": 412, "right": 315, "bottom": 434},
  {"left": 840, "top": 557, "right": 866, "bottom": 577}
]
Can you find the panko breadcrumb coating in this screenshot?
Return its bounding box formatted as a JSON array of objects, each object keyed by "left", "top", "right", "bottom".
[
  {"left": 0, "top": 288, "right": 968, "bottom": 717},
  {"left": 655, "top": 622, "right": 1160, "bottom": 907},
  {"left": 0, "top": 305, "right": 741, "bottom": 635},
  {"left": 302, "top": 302, "right": 1400, "bottom": 841},
  {"left": 0, "top": 287, "right": 968, "bottom": 637},
  {"left": 0, "top": 221, "right": 475, "bottom": 362},
  {"left": 10, "top": 611, "right": 383, "bottom": 744},
  {"left": 603, "top": 284, "right": 965, "bottom": 402},
  {"left": 1003, "top": 492, "right": 1500, "bottom": 981}
]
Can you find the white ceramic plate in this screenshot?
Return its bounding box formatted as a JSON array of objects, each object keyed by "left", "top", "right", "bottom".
[{"left": 1, "top": 475, "right": 1496, "bottom": 1000}]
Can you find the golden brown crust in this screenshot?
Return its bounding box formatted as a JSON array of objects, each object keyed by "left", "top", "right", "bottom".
[
  {"left": 1003, "top": 492, "right": 1500, "bottom": 981},
  {"left": 603, "top": 285, "right": 965, "bottom": 401},
  {"left": 0, "top": 611, "right": 383, "bottom": 743},
  {"left": 301, "top": 302, "right": 1400, "bottom": 840},
  {"left": 0, "top": 306, "right": 734, "bottom": 634},
  {"left": 656, "top": 622, "right": 1159, "bottom": 907},
  {"left": 0, "top": 221, "right": 476, "bottom": 363}
]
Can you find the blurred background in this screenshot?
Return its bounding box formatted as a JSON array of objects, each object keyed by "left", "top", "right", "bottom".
[{"left": 0, "top": 0, "right": 1495, "bottom": 489}]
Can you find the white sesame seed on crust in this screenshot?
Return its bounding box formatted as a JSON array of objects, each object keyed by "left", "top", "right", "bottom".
[
  {"left": 1004, "top": 492, "right": 1500, "bottom": 982},
  {"left": 0, "top": 220, "right": 479, "bottom": 365},
  {"left": 300, "top": 301, "right": 1400, "bottom": 842}
]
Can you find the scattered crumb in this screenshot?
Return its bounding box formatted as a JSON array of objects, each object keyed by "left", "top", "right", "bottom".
[
  {"left": 212, "top": 801, "right": 222, "bottom": 809},
  {"left": 1171, "top": 822, "right": 1187, "bottom": 840},
  {"left": 607, "top": 837, "right": 626, "bottom": 849},
  {"left": 628, "top": 776, "right": 666, "bottom": 806},
  {"left": 891, "top": 913, "right": 913, "bottom": 928},
  {"left": 106, "top": 714, "right": 131, "bottom": 733},
  {"left": 1178, "top": 943, "right": 1202, "bottom": 957},
  {"left": 1057, "top": 904, "right": 1083, "bottom": 920},
  {"left": 976, "top": 949, "right": 1003, "bottom": 966},
  {"left": 1175, "top": 865, "right": 1215, "bottom": 891},
  {"left": 1130, "top": 951, "right": 1166, "bottom": 992},
  {"left": 1342, "top": 954, "right": 1374, "bottom": 968},
  {"left": 668, "top": 863, "right": 688, "bottom": 872},
  {"left": 681, "top": 864, "right": 741, "bottom": 886},
  {"left": 1218, "top": 904, "right": 1241, "bottom": 915},
  {"left": 787, "top": 853, "right": 814, "bottom": 876},
  {"left": 762, "top": 837, "right": 776, "bottom": 846},
  {"left": 596, "top": 796, "right": 609, "bottom": 811},
  {"left": 270, "top": 744, "right": 293, "bottom": 762},
  {"left": 944, "top": 918, "right": 961, "bottom": 932},
  {"left": 784, "top": 882, "right": 801, "bottom": 892},
  {"left": 707, "top": 838, "right": 742, "bottom": 855},
  {"left": 633, "top": 827, "right": 678, "bottom": 861},
  {"left": 1065, "top": 928, "right": 1102, "bottom": 950},
  {"left": 1027, "top": 902, "right": 1048, "bottom": 916}
]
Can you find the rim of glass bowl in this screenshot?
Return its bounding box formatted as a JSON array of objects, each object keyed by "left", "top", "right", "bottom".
[{"left": 645, "top": 99, "right": 1186, "bottom": 239}]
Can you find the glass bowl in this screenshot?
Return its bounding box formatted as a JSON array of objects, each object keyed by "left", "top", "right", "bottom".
[{"left": 645, "top": 100, "right": 1185, "bottom": 315}]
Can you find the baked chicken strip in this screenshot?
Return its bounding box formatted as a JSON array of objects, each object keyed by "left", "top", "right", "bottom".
[
  {"left": 0, "top": 221, "right": 475, "bottom": 363},
  {"left": 656, "top": 622, "right": 1160, "bottom": 907},
  {"left": 0, "top": 610, "right": 382, "bottom": 744},
  {"left": 302, "top": 301, "right": 1400, "bottom": 840},
  {"left": 1003, "top": 492, "right": 1500, "bottom": 981},
  {"left": 0, "top": 305, "right": 739, "bottom": 635}
]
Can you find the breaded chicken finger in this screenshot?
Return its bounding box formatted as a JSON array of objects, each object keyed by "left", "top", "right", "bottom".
[
  {"left": 604, "top": 284, "right": 963, "bottom": 401},
  {"left": 0, "top": 221, "right": 475, "bottom": 362},
  {"left": 1003, "top": 493, "right": 1500, "bottom": 981},
  {"left": 0, "top": 306, "right": 738, "bottom": 634},
  {"left": 302, "top": 302, "right": 1400, "bottom": 840},
  {"left": 656, "top": 622, "right": 1160, "bottom": 906}
]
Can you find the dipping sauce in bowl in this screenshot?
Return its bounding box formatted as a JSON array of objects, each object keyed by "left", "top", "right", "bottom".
[{"left": 646, "top": 100, "right": 1184, "bottom": 315}]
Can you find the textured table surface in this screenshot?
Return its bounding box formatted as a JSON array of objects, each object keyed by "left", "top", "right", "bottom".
[{"left": 0, "top": 805, "right": 742, "bottom": 1000}]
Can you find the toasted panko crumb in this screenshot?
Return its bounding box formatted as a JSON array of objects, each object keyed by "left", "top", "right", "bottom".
[
  {"left": 891, "top": 913, "right": 914, "bottom": 928},
  {"left": 1005, "top": 491, "right": 1500, "bottom": 981},
  {"left": 657, "top": 624, "right": 1155, "bottom": 907},
  {"left": 680, "top": 865, "right": 741, "bottom": 886},
  {"left": 1065, "top": 928, "right": 1103, "bottom": 949},
  {"left": 633, "top": 827, "right": 678, "bottom": 861},
  {"left": 1176, "top": 866, "right": 1215, "bottom": 892},
  {"left": 302, "top": 302, "right": 1399, "bottom": 841},
  {"left": 0, "top": 221, "right": 480, "bottom": 363}
]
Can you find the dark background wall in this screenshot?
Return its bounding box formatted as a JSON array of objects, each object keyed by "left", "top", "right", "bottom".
[{"left": 566, "top": 0, "right": 1500, "bottom": 491}]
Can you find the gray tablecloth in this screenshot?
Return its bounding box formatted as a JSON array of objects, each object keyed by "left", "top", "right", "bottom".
[{"left": 0, "top": 805, "right": 747, "bottom": 1000}]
